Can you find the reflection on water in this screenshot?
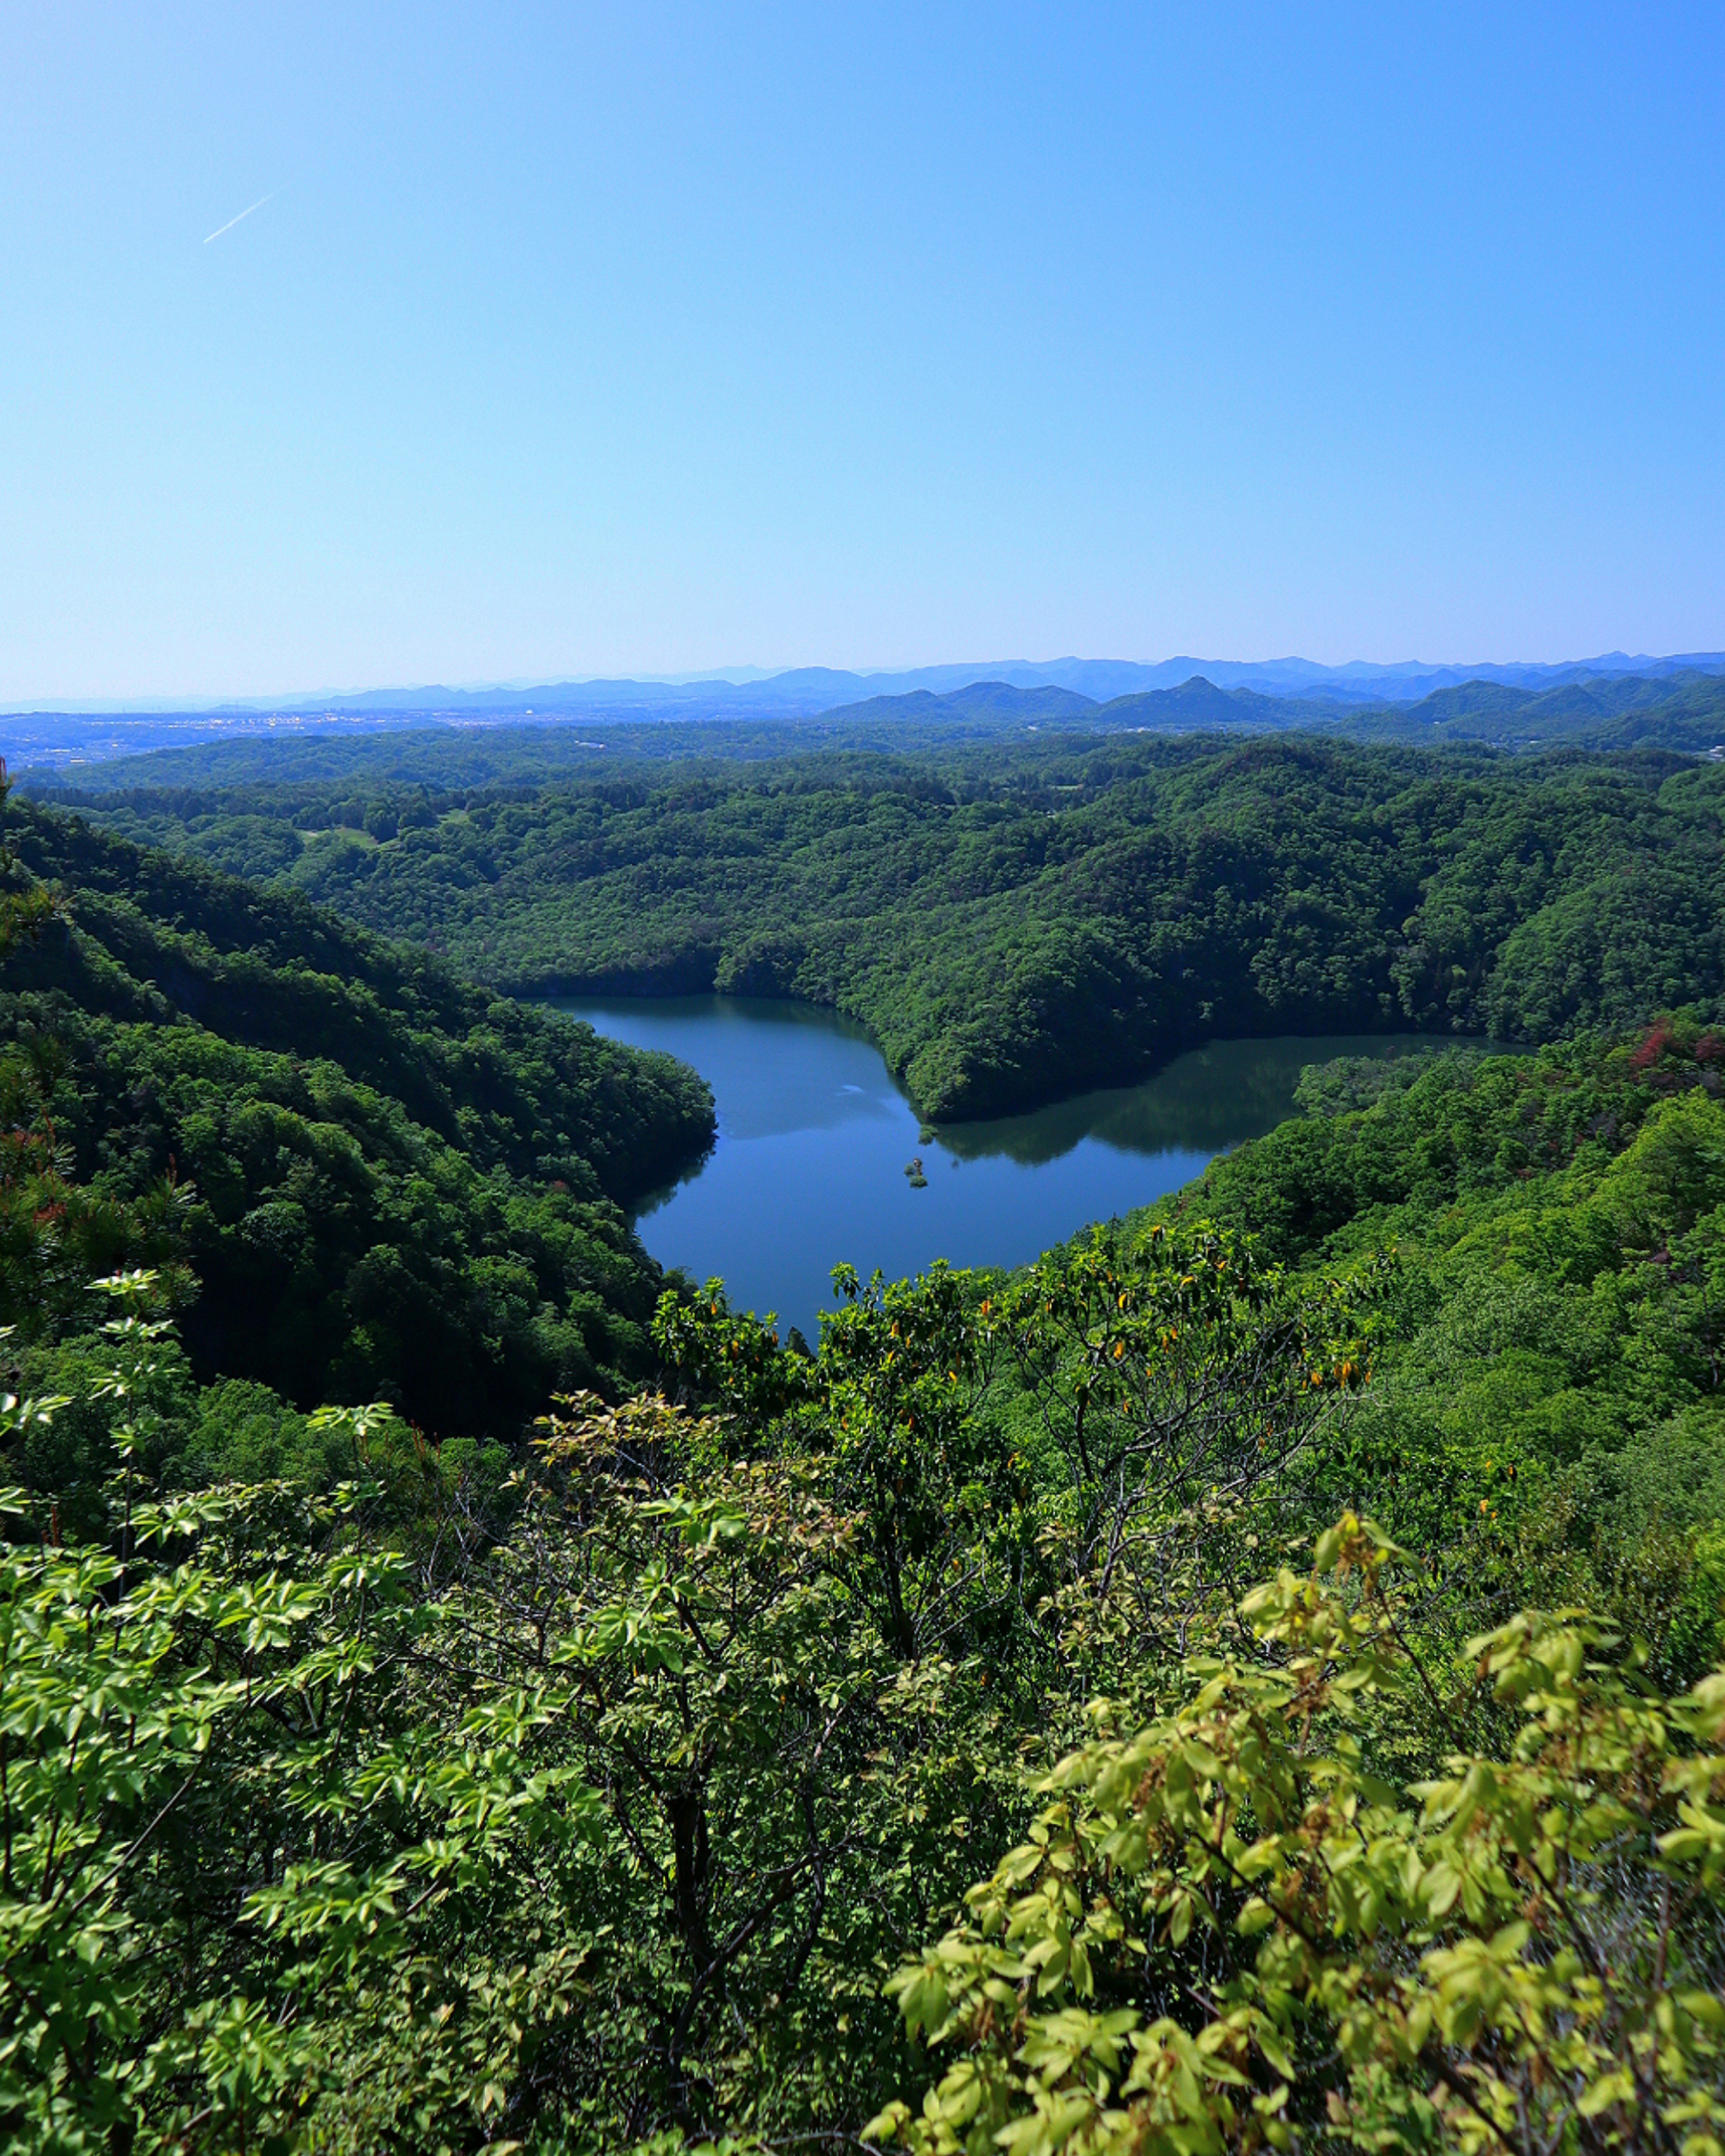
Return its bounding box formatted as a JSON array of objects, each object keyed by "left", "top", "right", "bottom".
[
  {"left": 546, "top": 995, "right": 1433, "bottom": 1344},
  {"left": 941, "top": 1034, "right": 1428, "bottom": 1165}
]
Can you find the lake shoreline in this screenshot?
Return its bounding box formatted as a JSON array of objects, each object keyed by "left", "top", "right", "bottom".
[
  {"left": 535, "top": 982, "right": 1487, "bottom": 1125},
  {"left": 540, "top": 995, "right": 1443, "bottom": 1343}
]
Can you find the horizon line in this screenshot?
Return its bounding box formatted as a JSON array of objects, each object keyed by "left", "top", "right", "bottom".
[{"left": 8, "top": 645, "right": 1725, "bottom": 716}]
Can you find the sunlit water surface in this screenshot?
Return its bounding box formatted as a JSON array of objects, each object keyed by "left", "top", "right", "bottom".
[{"left": 547, "top": 996, "right": 1429, "bottom": 1343}]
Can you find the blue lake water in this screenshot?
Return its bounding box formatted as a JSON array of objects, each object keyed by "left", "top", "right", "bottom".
[{"left": 548, "top": 996, "right": 1430, "bottom": 1344}]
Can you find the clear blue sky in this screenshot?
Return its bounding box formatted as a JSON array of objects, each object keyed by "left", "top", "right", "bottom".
[{"left": 4, "top": 3, "right": 1723, "bottom": 700}]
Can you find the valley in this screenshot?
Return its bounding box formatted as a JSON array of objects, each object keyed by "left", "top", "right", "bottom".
[{"left": 7, "top": 703, "right": 1725, "bottom": 2155}]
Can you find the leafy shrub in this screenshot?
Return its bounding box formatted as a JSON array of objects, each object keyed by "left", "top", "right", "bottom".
[{"left": 872, "top": 1516, "right": 1725, "bottom": 2156}]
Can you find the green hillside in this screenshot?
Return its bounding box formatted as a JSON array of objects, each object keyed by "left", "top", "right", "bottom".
[
  {"left": 0, "top": 795, "right": 713, "bottom": 1434},
  {"left": 35, "top": 730, "right": 1725, "bottom": 1118},
  {"left": 9, "top": 728, "right": 1725, "bottom": 2156},
  {"left": 1152, "top": 1025, "right": 1725, "bottom": 1567},
  {"left": 8, "top": 999, "right": 1725, "bottom": 2153}
]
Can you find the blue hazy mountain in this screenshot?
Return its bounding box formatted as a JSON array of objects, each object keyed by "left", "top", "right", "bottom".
[{"left": 8, "top": 650, "right": 1725, "bottom": 769}]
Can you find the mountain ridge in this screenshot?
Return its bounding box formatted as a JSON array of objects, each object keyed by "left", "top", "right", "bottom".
[
  {"left": 11, "top": 645, "right": 1725, "bottom": 720},
  {"left": 11, "top": 656, "right": 1725, "bottom": 774}
]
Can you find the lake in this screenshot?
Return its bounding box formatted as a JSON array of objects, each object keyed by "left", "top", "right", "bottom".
[{"left": 548, "top": 996, "right": 1429, "bottom": 1343}]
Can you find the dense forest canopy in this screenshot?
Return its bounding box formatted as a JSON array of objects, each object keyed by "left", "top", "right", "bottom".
[
  {"left": 31, "top": 725, "right": 1725, "bottom": 1118},
  {"left": 8, "top": 1012, "right": 1725, "bottom": 2153},
  {"left": 7, "top": 724, "right": 1725, "bottom": 2154},
  {"left": 0, "top": 794, "right": 714, "bottom": 1435}
]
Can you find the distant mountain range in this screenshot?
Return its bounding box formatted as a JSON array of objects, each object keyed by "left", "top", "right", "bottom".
[
  {"left": 8, "top": 649, "right": 1725, "bottom": 769},
  {"left": 819, "top": 666, "right": 1725, "bottom": 752}
]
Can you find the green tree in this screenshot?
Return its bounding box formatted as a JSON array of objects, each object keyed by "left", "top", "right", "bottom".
[{"left": 872, "top": 1516, "right": 1725, "bottom": 2156}]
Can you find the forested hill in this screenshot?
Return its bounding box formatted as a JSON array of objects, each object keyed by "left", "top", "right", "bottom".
[
  {"left": 0, "top": 795, "right": 714, "bottom": 1429},
  {"left": 40, "top": 731, "right": 1725, "bottom": 1119},
  {"left": 12, "top": 1004, "right": 1725, "bottom": 2152},
  {"left": 12, "top": 764, "right": 1725, "bottom": 2154}
]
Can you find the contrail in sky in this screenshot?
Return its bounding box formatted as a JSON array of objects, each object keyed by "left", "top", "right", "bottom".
[{"left": 204, "top": 191, "right": 277, "bottom": 244}]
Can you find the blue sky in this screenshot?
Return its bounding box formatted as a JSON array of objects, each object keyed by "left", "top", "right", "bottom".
[{"left": 4, "top": 3, "right": 1723, "bottom": 699}]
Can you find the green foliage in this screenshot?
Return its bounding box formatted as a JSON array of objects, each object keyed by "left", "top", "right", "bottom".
[
  {"left": 657, "top": 1231, "right": 1384, "bottom": 1706},
  {"left": 0, "top": 766, "right": 186, "bottom": 1348},
  {"left": 0, "top": 798, "right": 714, "bottom": 1431},
  {"left": 0, "top": 1458, "right": 602, "bottom": 2155},
  {"left": 871, "top": 1516, "right": 1725, "bottom": 2156},
  {"left": 12, "top": 711, "right": 1725, "bottom": 2151},
  {"left": 2, "top": 1206, "right": 1393, "bottom": 2155},
  {"left": 6, "top": 1294, "right": 354, "bottom": 1543},
  {"left": 10, "top": 1275, "right": 1723, "bottom": 2155},
  {"left": 1, "top": 796, "right": 713, "bottom": 1196},
  {"left": 653, "top": 1277, "right": 819, "bottom": 1425},
  {"left": 0, "top": 1053, "right": 188, "bottom": 1348},
  {"left": 32, "top": 733, "right": 1725, "bottom": 1118},
  {"left": 1144, "top": 1025, "right": 1725, "bottom": 1652}
]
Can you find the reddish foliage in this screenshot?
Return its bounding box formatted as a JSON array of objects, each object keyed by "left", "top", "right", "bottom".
[{"left": 1629, "top": 1020, "right": 1676, "bottom": 1072}]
